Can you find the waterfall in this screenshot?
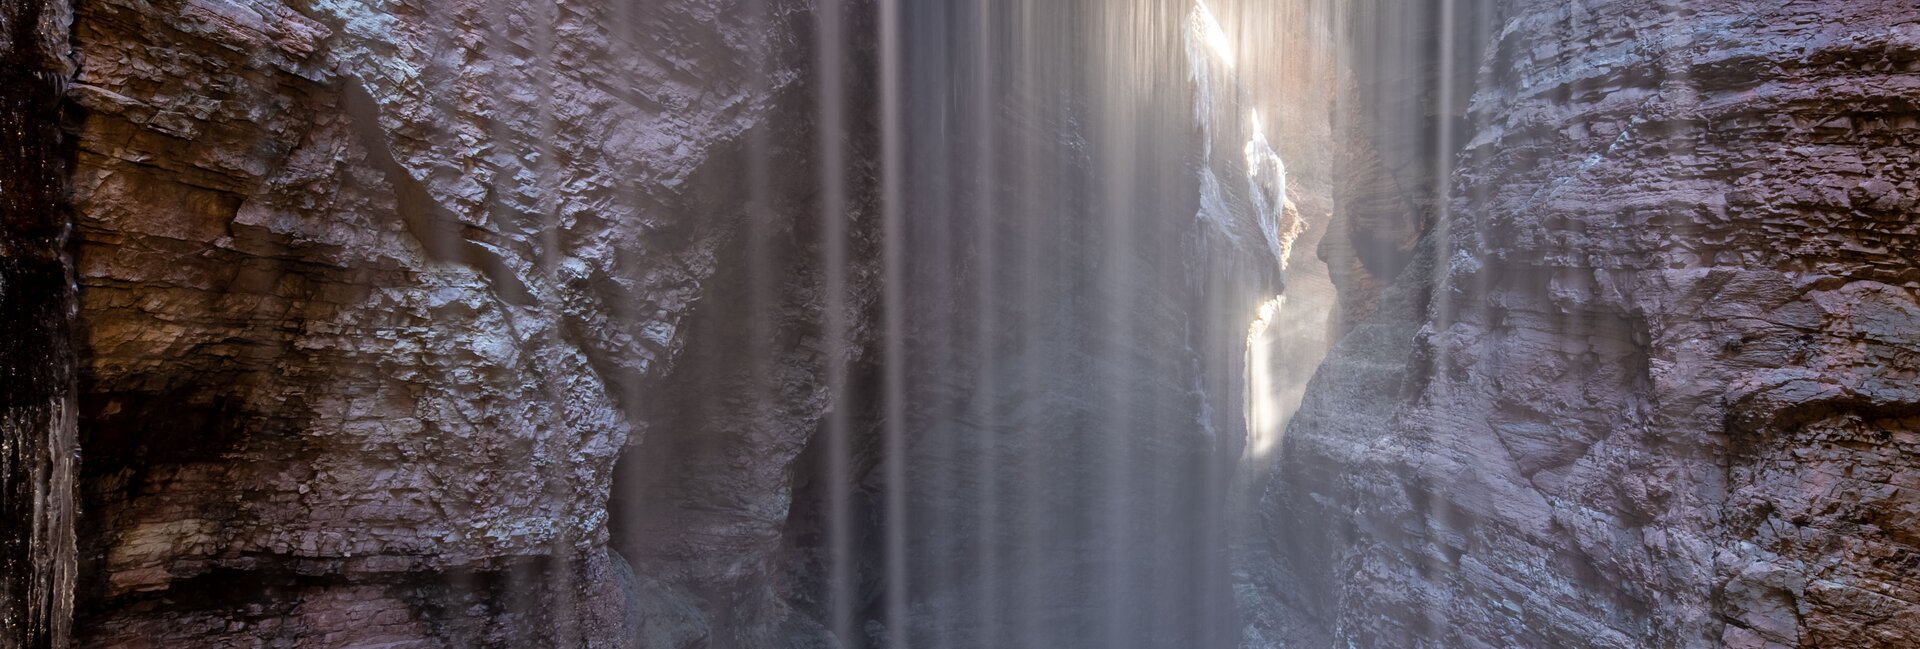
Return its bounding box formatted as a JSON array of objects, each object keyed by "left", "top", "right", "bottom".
[
  {"left": 1184, "top": 0, "right": 1311, "bottom": 466},
  {"left": 16, "top": 0, "right": 1329, "bottom": 646}
]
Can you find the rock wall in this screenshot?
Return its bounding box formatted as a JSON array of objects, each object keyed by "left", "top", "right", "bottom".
[
  {"left": 2, "top": 0, "right": 79, "bottom": 645},
  {"left": 37, "top": 0, "right": 1918, "bottom": 645},
  {"left": 1259, "top": 0, "right": 1920, "bottom": 647},
  {"left": 62, "top": 0, "right": 827, "bottom": 644},
  {"left": 52, "top": 0, "right": 1293, "bottom": 647}
]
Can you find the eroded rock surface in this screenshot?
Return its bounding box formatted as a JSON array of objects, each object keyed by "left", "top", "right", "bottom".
[
  {"left": 58, "top": 0, "right": 1295, "bottom": 647},
  {"left": 2, "top": 0, "right": 80, "bottom": 643},
  {"left": 65, "top": 0, "right": 821, "bottom": 644},
  {"left": 45, "top": 0, "right": 1919, "bottom": 645},
  {"left": 1259, "top": 0, "right": 1920, "bottom": 647}
]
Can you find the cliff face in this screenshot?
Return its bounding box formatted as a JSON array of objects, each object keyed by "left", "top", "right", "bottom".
[
  {"left": 65, "top": 0, "right": 827, "bottom": 644},
  {"left": 1261, "top": 1, "right": 1920, "bottom": 647},
  {"left": 54, "top": 0, "right": 1293, "bottom": 646},
  {"left": 27, "top": 0, "right": 1918, "bottom": 645},
  {"left": 2, "top": 0, "right": 79, "bottom": 643}
]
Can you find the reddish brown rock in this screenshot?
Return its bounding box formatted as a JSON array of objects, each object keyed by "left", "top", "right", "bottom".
[
  {"left": 64, "top": 0, "right": 823, "bottom": 644},
  {"left": 57, "top": 0, "right": 1291, "bottom": 646}
]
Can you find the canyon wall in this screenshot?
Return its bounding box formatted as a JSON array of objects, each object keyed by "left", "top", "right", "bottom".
[
  {"left": 2, "top": 0, "right": 79, "bottom": 644},
  {"left": 62, "top": 0, "right": 830, "bottom": 644},
  {"left": 1257, "top": 0, "right": 1920, "bottom": 647},
  {"left": 46, "top": 0, "right": 1292, "bottom": 646},
  {"left": 23, "top": 0, "right": 1917, "bottom": 645}
]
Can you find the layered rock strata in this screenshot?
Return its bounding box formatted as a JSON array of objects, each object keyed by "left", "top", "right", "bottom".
[
  {"left": 63, "top": 0, "right": 825, "bottom": 644},
  {"left": 1260, "top": 0, "right": 1920, "bottom": 647},
  {"left": 51, "top": 0, "right": 1296, "bottom": 647}
]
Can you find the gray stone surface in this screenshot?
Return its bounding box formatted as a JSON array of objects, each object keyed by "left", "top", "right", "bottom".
[
  {"left": 44, "top": 0, "right": 1920, "bottom": 646},
  {"left": 60, "top": 0, "right": 1297, "bottom": 647},
  {"left": 1253, "top": 0, "right": 1920, "bottom": 646},
  {"left": 65, "top": 0, "right": 819, "bottom": 644}
]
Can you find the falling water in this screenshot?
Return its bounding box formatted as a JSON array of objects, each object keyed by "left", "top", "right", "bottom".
[
  {"left": 813, "top": 0, "right": 856, "bottom": 644},
  {"left": 15, "top": 0, "right": 1911, "bottom": 645},
  {"left": 792, "top": 1, "right": 1310, "bottom": 646},
  {"left": 11, "top": 0, "right": 1329, "bottom": 646}
]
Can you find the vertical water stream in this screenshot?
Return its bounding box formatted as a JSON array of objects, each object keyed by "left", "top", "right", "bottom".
[{"left": 804, "top": 1, "right": 1296, "bottom": 646}]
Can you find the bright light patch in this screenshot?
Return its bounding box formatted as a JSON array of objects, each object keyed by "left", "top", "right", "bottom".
[
  {"left": 1255, "top": 295, "right": 1281, "bottom": 324},
  {"left": 1194, "top": 0, "right": 1234, "bottom": 67},
  {"left": 1245, "top": 295, "right": 1286, "bottom": 459}
]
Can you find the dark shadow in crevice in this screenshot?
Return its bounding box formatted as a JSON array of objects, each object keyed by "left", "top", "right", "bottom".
[{"left": 337, "top": 79, "right": 536, "bottom": 307}]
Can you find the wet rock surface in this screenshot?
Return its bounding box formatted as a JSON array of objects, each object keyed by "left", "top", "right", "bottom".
[
  {"left": 1257, "top": 0, "right": 1920, "bottom": 647},
  {"left": 54, "top": 0, "right": 1290, "bottom": 646},
  {"left": 62, "top": 0, "right": 822, "bottom": 644},
  {"left": 2, "top": 0, "right": 80, "bottom": 644},
  {"left": 23, "top": 0, "right": 1919, "bottom": 645}
]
